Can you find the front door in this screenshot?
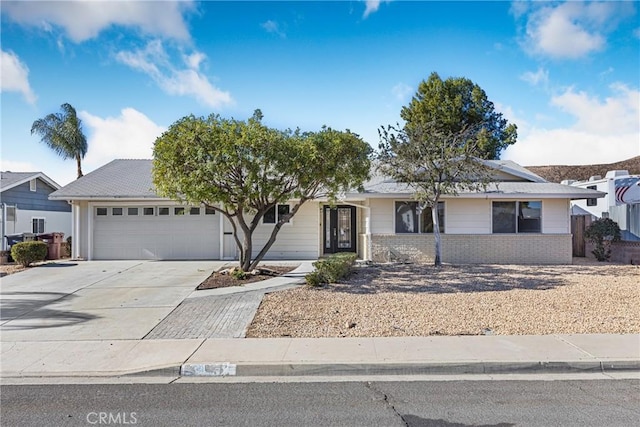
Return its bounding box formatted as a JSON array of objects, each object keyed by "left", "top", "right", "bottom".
[{"left": 323, "top": 205, "right": 357, "bottom": 254}]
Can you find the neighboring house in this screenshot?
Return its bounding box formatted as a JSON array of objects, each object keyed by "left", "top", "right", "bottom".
[
  {"left": 49, "top": 159, "right": 604, "bottom": 264},
  {"left": 567, "top": 170, "right": 640, "bottom": 241},
  {"left": 1, "top": 171, "right": 72, "bottom": 250}
]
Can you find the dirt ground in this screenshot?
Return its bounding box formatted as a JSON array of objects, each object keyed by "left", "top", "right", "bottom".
[
  {"left": 247, "top": 259, "right": 640, "bottom": 337},
  {"left": 196, "top": 265, "right": 297, "bottom": 290}
]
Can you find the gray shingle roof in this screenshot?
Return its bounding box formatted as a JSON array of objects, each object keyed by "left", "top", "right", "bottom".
[
  {"left": 357, "top": 180, "right": 605, "bottom": 199},
  {"left": 50, "top": 158, "right": 605, "bottom": 201},
  {"left": 1, "top": 172, "right": 40, "bottom": 189},
  {"left": 49, "top": 159, "right": 159, "bottom": 199},
  {"left": 1, "top": 171, "right": 61, "bottom": 192}
]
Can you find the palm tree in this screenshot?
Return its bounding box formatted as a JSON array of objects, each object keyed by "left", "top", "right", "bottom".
[{"left": 31, "top": 103, "right": 88, "bottom": 178}]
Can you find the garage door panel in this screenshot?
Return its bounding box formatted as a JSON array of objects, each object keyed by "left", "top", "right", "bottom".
[{"left": 94, "top": 210, "right": 220, "bottom": 260}]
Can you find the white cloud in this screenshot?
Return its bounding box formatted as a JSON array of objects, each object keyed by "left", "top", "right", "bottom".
[
  {"left": 116, "top": 40, "right": 233, "bottom": 109},
  {"left": 551, "top": 83, "right": 639, "bottom": 134},
  {"left": 0, "top": 159, "right": 40, "bottom": 174},
  {"left": 519, "top": 2, "right": 634, "bottom": 59},
  {"left": 0, "top": 50, "right": 37, "bottom": 104},
  {"left": 520, "top": 67, "right": 549, "bottom": 87},
  {"left": 80, "top": 108, "right": 166, "bottom": 168},
  {"left": 363, "top": 1, "right": 391, "bottom": 18},
  {"left": 503, "top": 83, "right": 640, "bottom": 166},
  {"left": 391, "top": 82, "right": 413, "bottom": 101},
  {"left": 261, "top": 20, "right": 286, "bottom": 38},
  {"left": 2, "top": 0, "right": 194, "bottom": 43}
]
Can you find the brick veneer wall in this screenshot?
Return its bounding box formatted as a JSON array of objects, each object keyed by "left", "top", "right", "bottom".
[
  {"left": 371, "top": 234, "right": 572, "bottom": 265},
  {"left": 585, "top": 240, "right": 640, "bottom": 264}
]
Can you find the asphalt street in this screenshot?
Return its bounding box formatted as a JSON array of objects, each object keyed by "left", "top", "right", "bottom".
[{"left": 2, "top": 379, "right": 639, "bottom": 426}]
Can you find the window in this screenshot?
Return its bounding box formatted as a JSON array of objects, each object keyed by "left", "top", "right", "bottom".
[
  {"left": 6, "top": 206, "right": 16, "bottom": 222},
  {"left": 158, "top": 207, "right": 170, "bottom": 216},
  {"left": 32, "top": 218, "right": 45, "bottom": 233},
  {"left": 492, "top": 201, "right": 541, "bottom": 233},
  {"left": 263, "top": 204, "right": 291, "bottom": 224},
  {"left": 586, "top": 185, "right": 597, "bottom": 207},
  {"left": 395, "top": 201, "right": 444, "bottom": 234},
  {"left": 127, "top": 207, "right": 139, "bottom": 216},
  {"left": 143, "top": 207, "right": 155, "bottom": 216},
  {"left": 29, "top": 179, "right": 36, "bottom": 192},
  {"left": 174, "top": 207, "right": 185, "bottom": 216},
  {"left": 205, "top": 206, "right": 216, "bottom": 215},
  {"left": 96, "top": 208, "right": 108, "bottom": 216},
  {"left": 189, "top": 207, "right": 201, "bottom": 215},
  {"left": 112, "top": 208, "right": 123, "bottom": 216}
]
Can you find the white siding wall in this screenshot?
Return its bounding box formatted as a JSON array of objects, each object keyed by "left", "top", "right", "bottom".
[
  {"left": 6, "top": 209, "right": 72, "bottom": 238},
  {"left": 369, "top": 199, "right": 394, "bottom": 234},
  {"left": 368, "top": 197, "right": 570, "bottom": 235},
  {"left": 542, "top": 199, "right": 570, "bottom": 234},
  {"left": 445, "top": 199, "right": 491, "bottom": 234},
  {"left": 251, "top": 201, "right": 320, "bottom": 260}
]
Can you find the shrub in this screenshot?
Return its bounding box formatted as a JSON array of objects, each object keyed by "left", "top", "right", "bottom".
[
  {"left": 306, "top": 252, "right": 357, "bottom": 285},
  {"left": 11, "top": 241, "right": 48, "bottom": 267},
  {"left": 305, "top": 271, "right": 323, "bottom": 287},
  {"left": 231, "top": 268, "right": 247, "bottom": 280},
  {"left": 64, "top": 236, "right": 72, "bottom": 258},
  {"left": 584, "top": 218, "right": 621, "bottom": 261}
]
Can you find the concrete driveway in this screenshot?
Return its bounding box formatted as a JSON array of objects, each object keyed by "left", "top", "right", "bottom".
[{"left": 0, "top": 261, "right": 226, "bottom": 341}]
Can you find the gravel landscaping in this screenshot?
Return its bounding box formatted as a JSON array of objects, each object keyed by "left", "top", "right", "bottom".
[{"left": 247, "top": 259, "right": 640, "bottom": 337}]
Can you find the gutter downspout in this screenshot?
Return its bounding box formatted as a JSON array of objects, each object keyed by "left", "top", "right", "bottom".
[{"left": 1, "top": 203, "right": 6, "bottom": 251}]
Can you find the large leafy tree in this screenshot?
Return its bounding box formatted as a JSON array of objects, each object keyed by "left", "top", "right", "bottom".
[
  {"left": 31, "top": 103, "right": 88, "bottom": 178},
  {"left": 153, "top": 110, "right": 371, "bottom": 271},
  {"left": 401, "top": 72, "right": 517, "bottom": 160},
  {"left": 379, "top": 72, "right": 516, "bottom": 266}
]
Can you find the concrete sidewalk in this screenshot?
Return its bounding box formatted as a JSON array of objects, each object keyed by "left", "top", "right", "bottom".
[{"left": 2, "top": 334, "right": 638, "bottom": 378}]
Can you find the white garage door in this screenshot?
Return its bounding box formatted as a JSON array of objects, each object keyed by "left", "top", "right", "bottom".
[{"left": 93, "top": 206, "right": 220, "bottom": 260}]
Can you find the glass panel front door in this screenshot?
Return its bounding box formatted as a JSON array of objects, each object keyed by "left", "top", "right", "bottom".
[
  {"left": 337, "top": 208, "right": 352, "bottom": 249},
  {"left": 323, "top": 205, "right": 356, "bottom": 254}
]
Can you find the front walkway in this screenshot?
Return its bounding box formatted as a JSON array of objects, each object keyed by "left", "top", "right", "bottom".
[{"left": 145, "top": 261, "right": 313, "bottom": 339}]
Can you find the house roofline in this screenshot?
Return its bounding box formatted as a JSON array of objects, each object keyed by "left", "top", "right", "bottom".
[
  {"left": 1, "top": 172, "right": 61, "bottom": 192},
  {"left": 345, "top": 191, "right": 607, "bottom": 200},
  {"left": 48, "top": 196, "right": 167, "bottom": 201}
]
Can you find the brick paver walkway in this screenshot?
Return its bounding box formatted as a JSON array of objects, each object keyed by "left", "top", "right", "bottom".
[{"left": 145, "top": 291, "right": 265, "bottom": 339}]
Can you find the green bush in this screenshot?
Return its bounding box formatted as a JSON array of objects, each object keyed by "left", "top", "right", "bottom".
[
  {"left": 11, "top": 241, "right": 48, "bottom": 267},
  {"left": 306, "top": 252, "right": 357, "bottom": 285},
  {"left": 64, "top": 236, "right": 72, "bottom": 258},
  {"left": 584, "top": 218, "right": 621, "bottom": 261},
  {"left": 231, "top": 268, "right": 247, "bottom": 280},
  {"left": 305, "top": 271, "right": 323, "bottom": 287}
]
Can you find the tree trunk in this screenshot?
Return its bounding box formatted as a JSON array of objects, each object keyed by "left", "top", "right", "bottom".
[
  {"left": 76, "top": 154, "right": 83, "bottom": 178},
  {"left": 241, "top": 233, "right": 252, "bottom": 271},
  {"left": 432, "top": 205, "right": 442, "bottom": 267},
  {"left": 247, "top": 200, "right": 306, "bottom": 271}
]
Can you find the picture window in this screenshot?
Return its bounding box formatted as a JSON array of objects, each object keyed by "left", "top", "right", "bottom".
[{"left": 263, "top": 204, "right": 291, "bottom": 224}]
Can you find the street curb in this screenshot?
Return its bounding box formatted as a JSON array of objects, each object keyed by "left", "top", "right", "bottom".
[{"left": 176, "top": 360, "right": 640, "bottom": 378}]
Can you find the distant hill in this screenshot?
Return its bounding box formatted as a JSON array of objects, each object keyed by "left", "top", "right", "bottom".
[{"left": 526, "top": 156, "right": 640, "bottom": 183}]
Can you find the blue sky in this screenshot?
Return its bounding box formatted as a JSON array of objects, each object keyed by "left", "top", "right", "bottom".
[{"left": 1, "top": 0, "right": 639, "bottom": 186}]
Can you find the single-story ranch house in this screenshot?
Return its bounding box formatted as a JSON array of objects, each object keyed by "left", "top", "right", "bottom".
[{"left": 49, "top": 159, "right": 604, "bottom": 264}]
